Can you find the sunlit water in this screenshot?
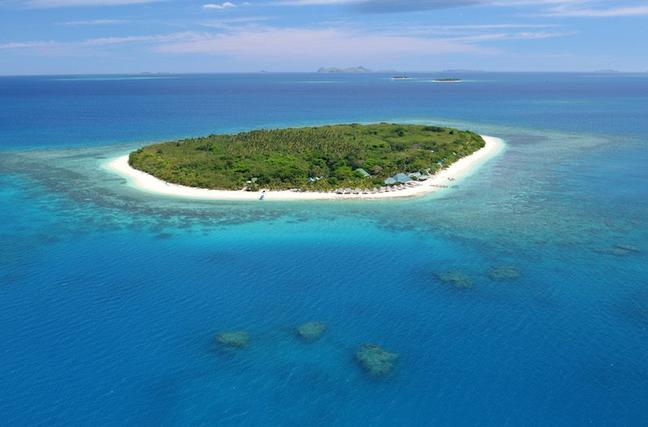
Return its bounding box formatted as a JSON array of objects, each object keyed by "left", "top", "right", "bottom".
[{"left": 1, "top": 73, "right": 647, "bottom": 426}]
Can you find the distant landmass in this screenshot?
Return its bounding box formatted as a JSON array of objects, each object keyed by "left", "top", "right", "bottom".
[
  {"left": 317, "top": 66, "right": 372, "bottom": 73},
  {"left": 433, "top": 77, "right": 463, "bottom": 83}
]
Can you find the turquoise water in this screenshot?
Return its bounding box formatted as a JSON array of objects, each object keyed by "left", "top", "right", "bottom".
[{"left": 1, "top": 73, "right": 647, "bottom": 425}]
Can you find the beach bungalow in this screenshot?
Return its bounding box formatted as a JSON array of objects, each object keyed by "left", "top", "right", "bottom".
[
  {"left": 393, "top": 173, "right": 411, "bottom": 183},
  {"left": 384, "top": 173, "right": 412, "bottom": 185},
  {"left": 384, "top": 177, "right": 397, "bottom": 185}
]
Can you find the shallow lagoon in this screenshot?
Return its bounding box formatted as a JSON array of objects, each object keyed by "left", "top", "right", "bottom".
[{"left": 0, "top": 73, "right": 647, "bottom": 425}]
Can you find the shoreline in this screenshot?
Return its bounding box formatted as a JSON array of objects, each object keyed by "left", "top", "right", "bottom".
[{"left": 103, "top": 135, "right": 504, "bottom": 201}]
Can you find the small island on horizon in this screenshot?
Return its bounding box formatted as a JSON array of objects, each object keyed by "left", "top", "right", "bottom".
[
  {"left": 317, "top": 66, "right": 372, "bottom": 73},
  {"left": 127, "top": 123, "right": 486, "bottom": 194},
  {"left": 434, "top": 77, "right": 463, "bottom": 83}
]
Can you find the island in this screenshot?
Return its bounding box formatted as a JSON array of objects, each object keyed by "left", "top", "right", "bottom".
[
  {"left": 317, "top": 66, "right": 371, "bottom": 73},
  {"left": 106, "top": 123, "right": 504, "bottom": 201},
  {"left": 433, "top": 78, "right": 463, "bottom": 83}
]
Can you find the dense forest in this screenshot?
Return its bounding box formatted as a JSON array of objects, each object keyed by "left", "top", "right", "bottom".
[{"left": 128, "top": 123, "right": 485, "bottom": 191}]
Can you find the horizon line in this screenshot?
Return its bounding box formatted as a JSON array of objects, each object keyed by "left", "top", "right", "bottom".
[{"left": 2, "top": 70, "right": 647, "bottom": 77}]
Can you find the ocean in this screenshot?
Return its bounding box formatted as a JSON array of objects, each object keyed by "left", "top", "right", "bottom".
[{"left": 0, "top": 72, "right": 647, "bottom": 426}]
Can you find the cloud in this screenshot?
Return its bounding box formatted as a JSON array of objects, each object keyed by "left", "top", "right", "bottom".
[
  {"left": 0, "top": 33, "right": 190, "bottom": 52},
  {"left": 0, "top": 23, "right": 572, "bottom": 67},
  {"left": 0, "top": 27, "right": 488, "bottom": 60},
  {"left": 155, "top": 27, "right": 485, "bottom": 59},
  {"left": 388, "top": 22, "right": 562, "bottom": 36},
  {"left": 276, "top": 0, "right": 485, "bottom": 11},
  {"left": 82, "top": 34, "right": 183, "bottom": 46},
  {"left": 199, "top": 16, "right": 271, "bottom": 29},
  {"left": 545, "top": 5, "right": 648, "bottom": 16},
  {"left": 273, "top": 0, "right": 357, "bottom": 4},
  {"left": 0, "top": 40, "right": 61, "bottom": 49},
  {"left": 424, "top": 23, "right": 562, "bottom": 29},
  {"left": 23, "top": 0, "right": 159, "bottom": 7},
  {"left": 276, "top": 0, "right": 648, "bottom": 16},
  {"left": 454, "top": 30, "right": 573, "bottom": 42},
  {"left": 203, "top": 2, "right": 236, "bottom": 9},
  {"left": 58, "top": 19, "right": 130, "bottom": 25},
  {"left": 353, "top": 0, "right": 485, "bottom": 13}
]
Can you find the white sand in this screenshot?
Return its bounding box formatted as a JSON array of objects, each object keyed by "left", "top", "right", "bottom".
[{"left": 103, "top": 135, "right": 504, "bottom": 201}]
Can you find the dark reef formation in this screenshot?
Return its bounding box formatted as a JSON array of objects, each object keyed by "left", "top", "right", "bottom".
[
  {"left": 216, "top": 330, "right": 249, "bottom": 348},
  {"left": 296, "top": 321, "right": 327, "bottom": 342},
  {"left": 488, "top": 265, "right": 521, "bottom": 281},
  {"left": 437, "top": 269, "right": 473, "bottom": 289},
  {"left": 594, "top": 244, "right": 641, "bottom": 256},
  {"left": 355, "top": 344, "right": 398, "bottom": 377}
]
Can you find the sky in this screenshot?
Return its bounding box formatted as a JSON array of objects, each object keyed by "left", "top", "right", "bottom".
[{"left": 1, "top": 0, "right": 647, "bottom": 74}]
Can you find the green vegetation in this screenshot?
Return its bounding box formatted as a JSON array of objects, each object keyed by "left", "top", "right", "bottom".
[{"left": 129, "top": 123, "right": 484, "bottom": 191}]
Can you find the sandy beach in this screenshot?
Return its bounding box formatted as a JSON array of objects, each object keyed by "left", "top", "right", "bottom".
[{"left": 104, "top": 135, "right": 504, "bottom": 201}]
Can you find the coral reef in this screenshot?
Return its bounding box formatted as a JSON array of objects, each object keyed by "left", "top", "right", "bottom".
[
  {"left": 355, "top": 344, "right": 398, "bottom": 377},
  {"left": 488, "top": 265, "right": 521, "bottom": 281},
  {"left": 216, "top": 330, "right": 249, "bottom": 348},
  {"left": 594, "top": 244, "right": 641, "bottom": 256},
  {"left": 437, "top": 269, "right": 473, "bottom": 289},
  {"left": 296, "top": 321, "right": 326, "bottom": 342}
]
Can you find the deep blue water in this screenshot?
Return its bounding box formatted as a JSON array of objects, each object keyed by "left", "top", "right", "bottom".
[{"left": 1, "top": 73, "right": 647, "bottom": 426}]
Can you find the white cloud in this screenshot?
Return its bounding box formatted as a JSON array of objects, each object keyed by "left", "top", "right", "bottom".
[
  {"left": 0, "top": 40, "right": 61, "bottom": 49},
  {"left": 455, "top": 30, "right": 573, "bottom": 42},
  {"left": 154, "top": 27, "right": 487, "bottom": 59},
  {"left": 276, "top": 0, "right": 359, "bottom": 4},
  {"left": 203, "top": 2, "right": 236, "bottom": 9},
  {"left": 82, "top": 34, "right": 176, "bottom": 46},
  {"left": 199, "top": 16, "right": 271, "bottom": 29},
  {"left": 386, "top": 22, "right": 562, "bottom": 36},
  {"left": 24, "top": 0, "right": 159, "bottom": 7},
  {"left": 58, "top": 19, "right": 129, "bottom": 25},
  {"left": 0, "top": 27, "right": 486, "bottom": 59},
  {"left": 426, "top": 23, "right": 562, "bottom": 29},
  {"left": 545, "top": 5, "right": 648, "bottom": 16},
  {"left": 275, "top": 0, "right": 648, "bottom": 17},
  {"left": 0, "top": 33, "right": 190, "bottom": 51},
  {"left": 0, "top": 24, "right": 572, "bottom": 65}
]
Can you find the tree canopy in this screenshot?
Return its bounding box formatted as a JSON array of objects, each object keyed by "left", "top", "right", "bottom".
[{"left": 128, "top": 123, "right": 484, "bottom": 191}]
